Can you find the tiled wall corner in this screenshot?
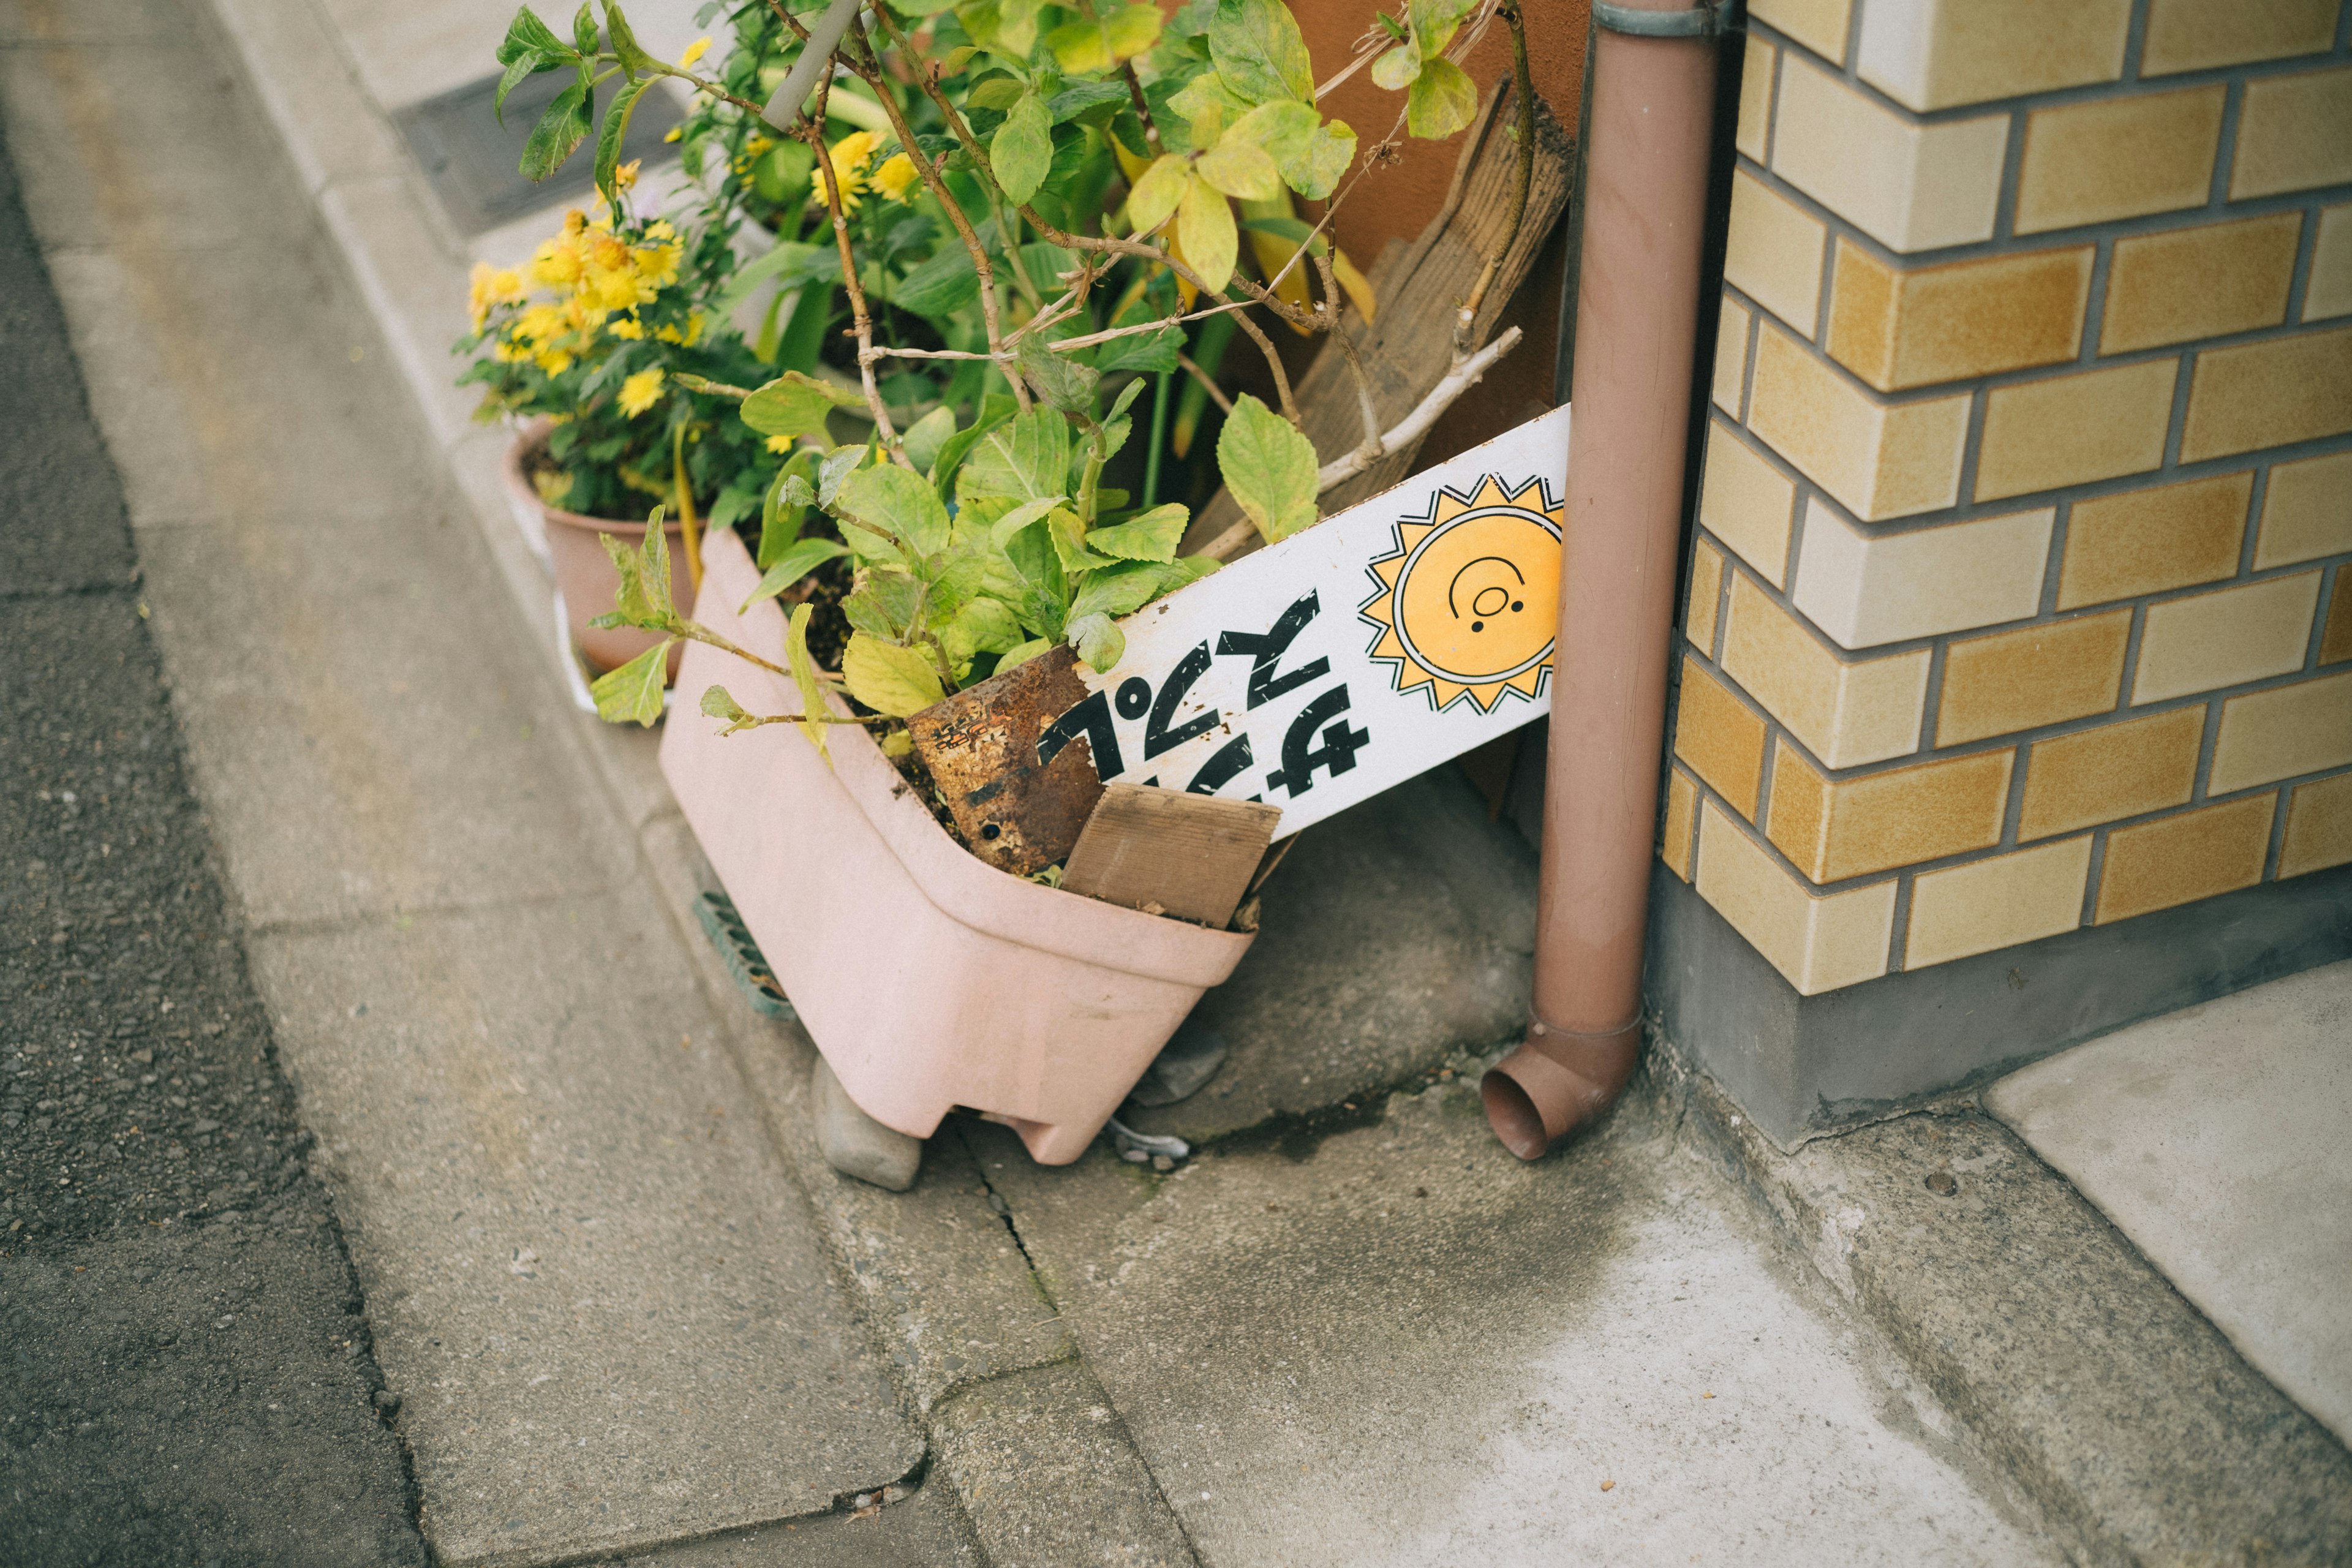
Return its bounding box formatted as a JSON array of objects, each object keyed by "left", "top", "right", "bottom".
[{"left": 1667, "top": 0, "right": 2352, "bottom": 993}]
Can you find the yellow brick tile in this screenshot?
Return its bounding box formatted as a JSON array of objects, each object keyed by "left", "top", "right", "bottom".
[
  {"left": 1937, "top": 610, "right": 2132, "bottom": 747},
  {"left": 2253, "top": 449, "right": 2352, "bottom": 570},
  {"left": 2279, "top": 770, "right": 2352, "bottom": 877},
  {"left": 2099, "top": 213, "right": 2302, "bottom": 355},
  {"left": 2059, "top": 471, "right": 2253, "bottom": 609},
  {"left": 2308, "top": 205, "right": 2352, "bottom": 323},
  {"left": 2230, "top": 66, "right": 2352, "bottom": 200},
  {"left": 2095, "top": 794, "right": 2276, "bottom": 923},
  {"left": 1698, "top": 426, "right": 1797, "bottom": 586},
  {"left": 2019, "top": 706, "right": 2206, "bottom": 841},
  {"left": 1713, "top": 296, "right": 1754, "bottom": 414},
  {"left": 1726, "top": 172, "right": 1827, "bottom": 337},
  {"left": 1660, "top": 766, "right": 1698, "bottom": 880},
  {"left": 1858, "top": 0, "right": 2130, "bottom": 112},
  {"left": 1975, "top": 360, "right": 2179, "bottom": 502},
  {"left": 2014, "top": 86, "right": 2225, "bottom": 235},
  {"left": 2210, "top": 671, "right": 2352, "bottom": 794},
  {"left": 1793, "top": 499, "right": 2052, "bottom": 649},
  {"left": 1828, "top": 239, "right": 2090, "bottom": 393},
  {"left": 2143, "top": 0, "right": 2342, "bottom": 75},
  {"left": 1749, "top": 0, "right": 1851, "bottom": 66},
  {"left": 1721, "top": 573, "right": 1931, "bottom": 767},
  {"left": 2133, "top": 571, "right": 2323, "bottom": 703},
  {"left": 2179, "top": 326, "right": 2352, "bottom": 462},
  {"left": 1771, "top": 56, "right": 2009, "bottom": 254},
  {"left": 1905, "top": 836, "right": 2094, "bottom": 970},
  {"left": 1693, "top": 801, "right": 1896, "bottom": 994},
  {"left": 2325, "top": 567, "right": 2352, "bottom": 666},
  {"left": 1747, "top": 326, "right": 1970, "bottom": 520},
  {"left": 1737, "top": 36, "right": 1776, "bottom": 164},
  {"left": 1674, "top": 658, "right": 1771, "bottom": 820},
  {"left": 1686, "top": 540, "right": 1726, "bottom": 655},
  {"left": 1766, "top": 739, "right": 2014, "bottom": 882}
]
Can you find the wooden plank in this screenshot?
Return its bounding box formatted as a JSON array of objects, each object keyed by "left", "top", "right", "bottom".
[{"left": 1061, "top": 785, "right": 1283, "bottom": 929}]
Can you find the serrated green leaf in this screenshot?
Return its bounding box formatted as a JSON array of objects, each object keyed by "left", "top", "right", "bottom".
[
  {"left": 571, "top": 2, "right": 597, "bottom": 59},
  {"left": 1067, "top": 612, "right": 1125, "bottom": 673},
  {"left": 842, "top": 633, "right": 946, "bottom": 717},
  {"left": 894, "top": 244, "right": 981, "bottom": 317},
  {"left": 1093, "top": 321, "right": 1182, "bottom": 374},
  {"left": 1126, "top": 153, "right": 1191, "bottom": 235},
  {"left": 845, "top": 571, "right": 924, "bottom": 639},
  {"left": 590, "top": 639, "right": 673, "bottom": 726},
  {"left": 1049, "top": 79, "right": 1133, "bottom": 122},
  {"left": 1407, "top": 56, "right": 1477, "bottom": 139},
  {"left": 839, "top": 462, "right": 953, "bottom": 559},
  {"left": 928, "top": 394, "right": 1018, "bottom": 495},
  {"left": 1106, "top": 376, "right": 1149, "bottom": 425},
  {"left": 600, "top": 0, "right": 654, "bottom": 72},
  {"left": 1049, "top": 507, "right": 1114, "bottom": 572},
  {"left": 494, "top": 52, "right": 557, "bottom": 126},
  {"left": 990, "top": 91, "right": 1053, "bottom": 206},
  {"left": 1016, "top": 334, "right": 1099, "bottom": 414},
  {"left": 988, "top": 495, "right": 1067, "bottom": 545},
  {"left": 1217, "top": 393, "right": 1319, "bottom": 544},
  {"left": 784, "top": 603, "right": 832, "bottom": 763},
  {"left": 902, "top": 406, "right": 958, "bottom": 476},
  {"left": 520, "top": 80, "right": 592, "bottom": 181},
  {"left": 938, "top": 596, "right": 1025, "bottom": 664},
  {"left": 1069, "top": 558, "right": 1167, "bottom": 618},
  {"left": 742, "top": 537, "right": 850, "bottom": 611},
  {"left": 594, "top": 76, "right": 652, "bottom": 206},
  {"left": 497, "top": 6, "right": 568, "bottom": 66},
  {"left": 967, "top": 73, "right": 1028, "bottom": 110},
  {"left": 959, "top": 409, "right": 1072, "bottom": 503},
  {"left": 1085, "top": 502, "right": 1188, "bottom": 561},
  {"left": 1195, "top": 137, "right": 1281, "bottom": 201},
  {"left": 1207, "top": 0, "right": 1313, "bottom": 105},
  {"left": 1177, "top": 173, "right": 1239, "bottom": 295},
  {"left": 741, "top": 371, "right": 863, "bottom": 443}
]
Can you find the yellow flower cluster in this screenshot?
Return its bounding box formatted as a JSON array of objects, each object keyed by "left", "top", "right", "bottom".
[
  {"left": 824, "top": 130, "right": 920, "bottom": 209},
  {"left": 472, "top": 208, "right": 687, "bottom": 379}
]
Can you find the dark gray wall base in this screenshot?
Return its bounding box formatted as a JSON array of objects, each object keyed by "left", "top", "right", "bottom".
[{"left": 1644, "top": 861, "right": 2352, "bottom": 1148}]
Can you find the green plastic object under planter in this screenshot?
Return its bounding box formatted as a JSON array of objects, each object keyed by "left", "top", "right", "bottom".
[{"left": 696, "top": 889, "right": 797, "bottom": 1022}]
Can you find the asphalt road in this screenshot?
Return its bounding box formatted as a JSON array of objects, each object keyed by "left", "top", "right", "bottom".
[{"left": 0, "top": 111, "right": 427, "bottom": 1566}]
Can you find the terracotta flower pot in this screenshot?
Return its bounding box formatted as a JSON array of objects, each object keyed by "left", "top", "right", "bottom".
[
  {"left": 660, "top": 527, "right": 1256, "bottom": 1165},
  {"left": 503, "top": 423, "right": 687, "bottom": 677}
]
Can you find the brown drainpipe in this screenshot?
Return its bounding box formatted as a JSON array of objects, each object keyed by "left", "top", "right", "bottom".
[{"left": 1483, "top": 0, "right": 1725, "bottom": 1159}]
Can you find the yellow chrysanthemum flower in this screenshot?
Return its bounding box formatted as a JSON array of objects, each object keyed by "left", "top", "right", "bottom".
[
  {"left": 529, "top": 236, "right": 583, "bottom": 288},
  {"left": 608, "top": 317, "right": 644, "bottom": 340},
  {"left": 678, "top": 36, "right": 711, "bottom": 68},
  {"left": 619, "top": 368, "right": 665, "bottom": 418},
  {"left": 826, "top": 130, "right": 879, "bottom": 209},
  {"left": 535, "top": 347, "right": 575, "bottom": 376},
  {"left": 610, "top": 157, "right": 641, "bottom": 192},
  {"left": 467, "top": 262, "right": 525, "bottom": 329},
  {"left": 873, "top": 153, "right": 920, "bottom": 203},
  {"left": 765, "top": 434, "right": 796, "bottom": 453}
]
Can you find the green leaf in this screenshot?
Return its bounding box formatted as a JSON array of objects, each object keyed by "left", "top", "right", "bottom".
[
  {"left": 600, "top": 0, "right": 654, "bottom": 73},
  {"left": 927, "top": 394, "right": 1018, "bottom": 494},
  {"left": 995, "top": 636, "right": 1054, "bottom": 674},
  {"left": 988, "top": 494, "right": 1068, "bottom": 546},
  {"left": 1016, "top": 334, "right": 1099, "bottom": 415},
  {"left": 842, "top": 633, "right": 946, "bottom": 717},
  {"left": 741, "top": 371, "right": 862, "bottom": 443},
  {"left": 784, "top": 603, "right": 832, "bottom": 763},
  {"left": 1195, "top": 137, "right": 1281, "bottom": 201},
  {"left": 1126, "top": 153, "right": 1191, "bottom": 236},
  {"left": 1093, "top": 321, "right": 1182, "bottom": 374},
  {"left": 494, "top": 52, "right": 558, "bottom": 126},
  {"left": 838, "top": 462, "right": 953, "bottom": 559},
  {"left": 938, "top": 597, "right": 1025, "bottom": 665},
  {"left": 1407, "top": 0, "right": 1480, "bottom": 59},
  {"left": 758, "top": 462, "right": 820, "bottom": 567},
  {"left": 1066, "top": 612, "right": 1125, "bottom": 673},
  {"left": 894, "top": 243, "right": 981, "bottom": 317},
  {"left": 818, "top": 442, "right": 872, "bottom": 507},
  {"left": 959, "top": 409, "right": 1072, "bottom": 503},
  {"left": 570, "top": 1, "right": 597, "bottom": 59},
  {"left": 966, "top": 74, "right": 1028, "bottom": 111},
  {"left": 590, "top": 639, "right": 674, "bottom": 726},
  {"left": 1106, "top": 375, "right": 1150, "bottom": 426},
  {"left": 1049, "top": 80, "right": 1133, "bottom": 123},
  {"left": 1044, "top": 18, "right": 1112, "bottom": 73},
  {"left": 520, "top": 80, "right": 592, "bottom": 180},
  {"left": 990, "top": 91, "right": 1053, "bottom": 206},
  {"left": 1085, "top": 502, "right": 1188, "bottom": 561},
  {"left": 1050, "top": 507, "right": 1114, "bottom": 572},
  {"left": 1207, "top": 0, "right": 1313, "bottom": 105},
  {"left": 590, "top": 521, "right": 679, "bottom": 629},
  {"left": 742, "top": 538, "right": 850, "bottom": 611},
  {"left": 1224, "top": 100, "right": 1317, "bottom": 167},
  {"left": 1070, "top": 559, "right": 1172, "bottom": 620},
  {"left": 1103, "top": 2, "right": 1164, "bottom": 59},
  {"left": 497, "top": 6, "right": 569, "bottom": 66},
  {"left": 902, "top": 406, "right": 958, "bottom": 476},
  {"left": 1167, "top": 71, "right": 1250, "bottom": 145},
  {"left": 700, "top": 684, "right": 764, "bottom": 735},
  {"left": 1217, "top": 393, "right": 1319, "bottom": 543},
  {"left": 1370, "top": 39, "right": 1419, "bottom": 91},
  {"left": 1288, "top": 118, "right": 1355, "bottom": 200},
  {"left": 1407, "top": 57, "right": 1477, "bottom": 139},
  {"left": 594, "top": 77, "right": 652, "bottom": 206},
  {"left": 1177, "top": 173, "right": 1239, "bottom": 295}
]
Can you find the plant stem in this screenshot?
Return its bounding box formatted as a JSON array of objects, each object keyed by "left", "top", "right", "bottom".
[
  {"left": 1455, "top": 2, "right": 1536, "bottom": 353},
  {"left": 1175, "top": 353, "right": 1235, "bottom": 416},
  {"left": 669, "top": 420, "right": 705, "bottom": 595},
  {"left": 802, "top": 67, "right": 908, "bottom": 465},
  {"left": 1142, "top": 369, "right": 1170, "bottom": 506}
]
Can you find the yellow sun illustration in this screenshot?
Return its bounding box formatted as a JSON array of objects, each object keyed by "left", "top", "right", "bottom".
[{"left": 1360, "top": 474, "right": 1562, "bottom": 712}]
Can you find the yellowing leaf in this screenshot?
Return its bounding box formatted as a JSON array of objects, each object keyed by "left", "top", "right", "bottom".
[
  {"left": 784, "top": 601, "right": 831, "bottom": 763},
  {"left": 1217, "top": 393, "right": 1319, "bottom": 545},
  {"left": 1289, "top": 119, "right": 1356, "bottom": 201},
  {"left": 589, "top": 639, "right": 674, "bottom": 727},
  {"left": 1332, "top": 247, "right": 1377, "bottom": 323},
  {"left": 1126, "top": 153, "right": 1191, "bottom": 236},
  {"left": 1370, "top": 40, "right": 1420, "bottom": 92},
  {"left": 1196, "top": 138, "right": 1281, "bottom": 202},
  {"left": 1103, "top": 2, "right": 1163, "bottom": 59},
  {"left": 1044, "top": 18, "right": 1110, "bottom": 72},
  {"left": 1408, "top": 57, "right": 1477, "bottom": 140},
  {"left": 1085, "top": 503, "right": 1188, "bottom": 562},
  {"left": 1207, "top": 0, "right": 1314, "bottom": 105},
  {"left": 842, "top": 633, "right": 946, "bottom": 718},
  {"left": 1067, "top": 612, "right": 1125, "bottom": 674},
  {"left": 741, "top": 371, "right": 862, "bottom": 443},
  {"left": 1177, "top": 175, "right": 1239, "bottom": 296}
]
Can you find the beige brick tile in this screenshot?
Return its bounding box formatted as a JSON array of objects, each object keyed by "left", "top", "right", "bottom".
[
  {"left": 2325, "top": 567, "right": 2352, "bottom": 666},
  {"left": 1749, "top": 0, "right": 1852, "bottom": 67},
  {"left": 1748, "top": 325, "right": 1971, "bottom": 519},
  {"left": 2308, "top": 205, "right": 2352, "bottom": 323},
  {"left": 2144, "top": 0, "right": 2342, "bottom": 75},
  {"left": 1937, "top": 609, "right": 2132, "bottom": 746},
  {"left": 1771, "top": 56, "right": 2008, "bottom": 254},
  {"left": 1766, "top": 739, "right": 2014, "bottom": 882},
  {"left": 2133, "top": 570, "right": 2323, "bottom": 702},
  {"left": 1713, "top": 296, "right": 1754, "bottom": 413},
  {"left": 2279, "top": 769, "right": 2352, "bottom": 876},
  {"left": 2230, "top": 66, "right": 2352, "bottom": 200},
  {"left": 1721, "top": 573, "right": 1931, "bottom": 766},
  {"left": 2019, "top": 706, "right": 2206, "bottom": 840},
  {"left": 1793, "top": 499, "right": 2052, "bottom": 649},
  {"left": 1686, "top": 540, "right": 1727, "bottom": 655},
  {"left": 2095, "top": 794, "right": 2276, "bottom": 922},
  {"left": 2059, "top": 470, "right": 2253, "bottom": 609},
  {"left": 1693, "top": 801, "right": 1896, "bottom": 994},
  {"left": 1858, "top": 0, "right": 2130, "bottom": 112},
  {"left": 2100, "top": 212, "right": 2302, "bottom": 355},
  {"left": 2253, "top": 449, "right": 2352, "bottom": 570},
  {"left": 2210, "top": 671, "right": 2352, "bottom": 793},
  {"left": 1661, "top": 766, "right": 1698, "bottom": 881},
  {"left": 1737, "top": 36, "right": 1776, "bottom": 164},
  {"left": 1727, "top": 172, "right": 1828, "bottom": 337},
  {"left": 1976, "top": 359, "right": 2178, "bottom": 502},
  {"left": 2014, "top": 87, "right": 2225, "bottom": 235},
  {"left": 1698, "top": 426, "right": 1797, "bottom": 585},
  {"left": 1905, "top": 835, "right": 2094, "bottom": 969},
  {"left": 1828, "top": 239, "right": 2091, "bottom": 393},
  {"left": 1674, "top": 657, "right": 1771, "bottom": 820},
  {"left": 2179, "top": 326, "right": 2352, "bottom": 462}
]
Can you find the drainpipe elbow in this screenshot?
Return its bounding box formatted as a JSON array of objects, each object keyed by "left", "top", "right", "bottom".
[{"left": 1481, "top": 1015, "right": 1641, "bottom": 1161}]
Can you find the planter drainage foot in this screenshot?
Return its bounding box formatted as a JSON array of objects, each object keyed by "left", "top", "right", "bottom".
[
  {"left": 812, "top": 1056, "right": 922, "bottom": 1191},
  {"left": 695, "top": 891, "right": 796, "bottom": 1022},
  {"left": 1106, "top": 1118, "right": 1189, "bottom": 1167}
]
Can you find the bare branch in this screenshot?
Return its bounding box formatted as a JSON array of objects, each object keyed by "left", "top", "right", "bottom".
[
  {"left": 803, "top": 70, "right": 908, "bottom": 464},
  {"left": 1177, "top": 353, "right": 1235, "bottom": 416}
]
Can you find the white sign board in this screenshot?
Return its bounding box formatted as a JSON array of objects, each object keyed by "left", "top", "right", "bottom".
[{"left": 1041, "top": 403, "right": 1572, "bottom": 839}]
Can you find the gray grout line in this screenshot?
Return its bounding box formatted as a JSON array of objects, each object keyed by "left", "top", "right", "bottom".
[
  {"left": 2079, "top": 826, "right": 2110, "bottom": 925},
  {"left": 2189, "top": 693, "right": 2226, "bottom": 805},
  {"left": 2261, "top": 783, "right": 2294, "bottom": 881},
  {"left": 2079, "top": 237, "right": 2115, "bottom": 364},
  {"left": 2210, "top": 78, "right": 2245, "bottom": 209},
  {"left": 2121, "top": 0, "right": 2150, "bottom": 85},
  {"left": 2286, "top": 195, "right": 2324, "bottom": 323}
]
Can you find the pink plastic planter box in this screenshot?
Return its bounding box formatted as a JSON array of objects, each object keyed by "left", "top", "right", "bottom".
[{"left": 660, "top": 528, "right": 1257, "bottom": 1164}]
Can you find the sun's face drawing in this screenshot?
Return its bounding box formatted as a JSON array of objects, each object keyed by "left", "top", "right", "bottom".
[{"left": 1360, "top": 474, "right": 1562, "bottom": 712}]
